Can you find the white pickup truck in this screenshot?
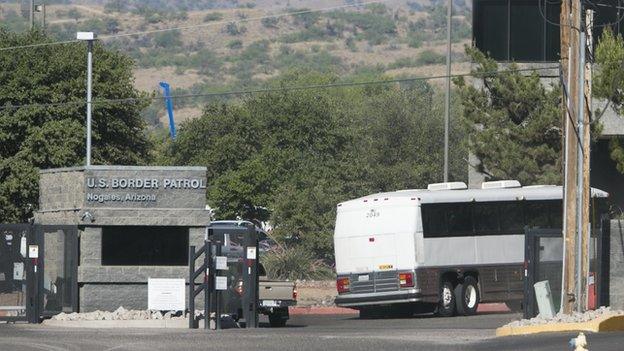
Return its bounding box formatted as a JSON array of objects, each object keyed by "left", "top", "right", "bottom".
[{"left": 259, "top": 268, "right": 297, "bottom": 327}]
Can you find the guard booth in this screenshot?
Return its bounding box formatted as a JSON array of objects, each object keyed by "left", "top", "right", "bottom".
[
  {"left": 0, "top": 224, "right": 78, "bottom": 323},
  {"left": 523, "top": 218, "right": 611, "bottom": 318}
]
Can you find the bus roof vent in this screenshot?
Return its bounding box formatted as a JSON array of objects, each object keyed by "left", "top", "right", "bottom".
[
  {"left": 427, "top": 182, "right": 467, "bottom": 191},
  {"left": 481, "top": 180, "right": 521, "bottom": 189}
]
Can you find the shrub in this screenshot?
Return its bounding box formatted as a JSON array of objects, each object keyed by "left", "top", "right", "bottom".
[
  {"left": 262, "top": 246, "right": 334, "bottom": 280},
  {"left": 407, "top": 36, "right": 423, "bottom": 48},
  {"left": 227, "top": 39, "right": 243, "bottom": 49},
  {"left": 417, "top": 50, "right": 446, "bottom": 65},
  {"left": 326, "top": 10, "right": 396, "bottom": 45},
  {"left": 224, "top": 22, "right": 247, "bottom": 36},
  {"left": 388, "top": 57, "right": 420, "bottom": 69},
  {"left": 153, "top": 30, "right": 182, "bottom": 48},
  {"left": 291, "top": 9, "right": 321, "bottom": 29},
  {"left": 261, "top": 17, "right": 279, "bottom": 28},
  {"left": 345, "top": 37, "right": 358, "bottom": 52},
  {"left": 279, "top": 27, "right": 330, "bottom": 43},
  {"left": 203, "top": 12, "right": 224, "bottom": 22}
]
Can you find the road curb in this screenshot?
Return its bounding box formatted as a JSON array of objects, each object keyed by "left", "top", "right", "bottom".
[
  {"left": 496, "top": 314, "right": 624, "bottom": 336},
  {"left": 477, "top": 303, "right": 510, "bottom": 313},
  {"left": 289, "top": 307, "right": 358, "bottom": 315}
]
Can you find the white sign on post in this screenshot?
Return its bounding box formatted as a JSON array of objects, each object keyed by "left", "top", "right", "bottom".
[
  {"left": 246, "top": 247, "right": 257, "bottom": 260},
  {"left": 13, "top": 262, "right": 24, "bottom": 280},
  {"left": 28, "top": 245, "right": 39, "bottom": 258},
  {"left": 215, "top": 256, "right": 227, "bottom": 270},
  {"left": 148, "top": 278, "right": 185, "bottom": 311},
  {"left": 215, "top": 276, "right": 228, "bottom": 291}
]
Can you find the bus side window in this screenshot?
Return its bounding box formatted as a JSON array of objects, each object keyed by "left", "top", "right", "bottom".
[
  {"left": 547, "top": 200, "right": 563, "bottom": 228},
  {"left": 499, "top": 202, "right": 524, "bottom": 233},
  {"left": 422, "top": 204, "right": 447, "bottom": 237},
  {"left": 473, "top": 202, "right": 500, "bottom": 234},
  {"left": 447, "top": 203, "right": 474, "bottom": 236},
  {"left": 525, "top": 201, "right": 550, "bottom": 228}
]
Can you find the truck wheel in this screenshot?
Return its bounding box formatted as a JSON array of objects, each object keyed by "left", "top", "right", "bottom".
[
  {"left": 268, "top": 314, "right": 287, "bottom": 327},
  {"left": 455, "top": 276, "right": 480, "bottom": 316},
  {"left": 268, "top": 307, "right": 288, "bottom": 327},
  {"left": 437, "top": 280, "right": 456, "bottom": 317}
]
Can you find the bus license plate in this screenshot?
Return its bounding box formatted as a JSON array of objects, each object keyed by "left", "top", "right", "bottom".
[
  {"left": 358, "top": 275, "right": 369, "bottom": 282},
  {"left": 262, "top": 300, "right": 279, "bottom": 307}
]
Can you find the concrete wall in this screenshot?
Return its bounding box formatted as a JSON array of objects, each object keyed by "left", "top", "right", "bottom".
[{"left": 610, "top": 220, "right": 624, "bottom": 310}]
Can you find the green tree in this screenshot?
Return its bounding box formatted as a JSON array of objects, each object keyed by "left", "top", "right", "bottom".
[
  {"left": 454, "top": 47, "right": 562, "bottom": 185},
  {"left": 168, "top": 70, "right": 467, "bottom": 262},
  {"left": 0, "top": 30, "right": 151, "bottom": 222},
  {"left": 594, "top": 29, "right": 624, "bottom": 173}
]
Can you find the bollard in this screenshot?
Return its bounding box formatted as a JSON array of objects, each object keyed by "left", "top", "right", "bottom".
[{"left": 569, "top": 332, "right": 588, "bottom": 351}]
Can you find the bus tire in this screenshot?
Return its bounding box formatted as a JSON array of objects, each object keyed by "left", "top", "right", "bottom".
[
  {"left": 455, "top": 276, "right": 480, "bottom": 316},
  {"left": 437, "top": 280, "right": 456, "bottom": 317}
]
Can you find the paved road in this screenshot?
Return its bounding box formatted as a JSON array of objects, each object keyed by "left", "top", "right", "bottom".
[{"left": 1, "top": 313, "right": 622, "bottom": 350}]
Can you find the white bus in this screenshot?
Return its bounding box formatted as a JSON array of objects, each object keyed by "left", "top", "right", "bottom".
[{"left": 333, "top": 181, "right": 608, "bottom": 317}]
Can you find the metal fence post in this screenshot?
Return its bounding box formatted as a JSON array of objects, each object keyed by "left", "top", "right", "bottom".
[
  {"left": 188, "top": 245, "right": 196, "bottom": 329},
  {"left": 215, "top": 242, "right": 222, "bottom": 330},
  {"left": 205, "top": 239, "right": 211, "bottom": 330}
]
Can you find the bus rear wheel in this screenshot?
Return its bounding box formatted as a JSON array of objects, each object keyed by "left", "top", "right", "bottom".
[
  {"left": 455, "top": 276, "right": 480, "bottom": 316},
  {"left": 437, "top": 280, "right": 456, "bottom": 317}
]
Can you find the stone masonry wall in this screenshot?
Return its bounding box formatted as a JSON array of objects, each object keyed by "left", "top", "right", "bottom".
[{"left": 78, "top": 227, "right": 207, "bottom": 312}]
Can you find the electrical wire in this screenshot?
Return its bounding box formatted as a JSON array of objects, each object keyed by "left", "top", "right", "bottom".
[
  {"left": 0, "top": 65, "right": 560, "bottom": 112},
  {"left": 584, "top": 0, "right": 624, "bottom": 28},
  {"left": 0, "top": 0, "right": 394, "bottom": 52}
]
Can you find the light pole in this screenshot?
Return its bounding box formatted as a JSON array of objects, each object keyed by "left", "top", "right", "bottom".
[
  {"left": 443, "top": 0, "right": 452, "bottom": 182},
  {"left": 77, "top": 32, "right": 96, "bottom": 167}
]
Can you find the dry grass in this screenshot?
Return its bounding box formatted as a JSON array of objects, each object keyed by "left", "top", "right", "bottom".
[{"left": 133, "top": 67, "right": 202, "bottom": 92}]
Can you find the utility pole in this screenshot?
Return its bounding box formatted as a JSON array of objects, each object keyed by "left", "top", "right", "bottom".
[
  {"left": 580, "top": 9, "right": 594, "bottom": 313},
  {"left": 561, "top": 0, "right": 581, "bottom": 315},
  {"left": 443, "top": 0, "right": 452, "bottom": 182}
]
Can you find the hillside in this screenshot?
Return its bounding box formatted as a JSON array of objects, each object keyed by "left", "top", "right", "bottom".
[{"left": 0, "top": 0, "right": 473, "bottom": 127}]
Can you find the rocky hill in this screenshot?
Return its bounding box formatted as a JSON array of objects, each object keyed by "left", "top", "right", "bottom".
[{"left": 0, "top": 0, "right": 472, "bottom": 126}]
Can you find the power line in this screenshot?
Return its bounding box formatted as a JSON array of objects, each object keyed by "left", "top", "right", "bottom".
[
  {"left": 0, "top": 66, "right": 560, "bottom": 112},
  {"left": 538, "top": 0, "right": 624, "bottom": 30},
  {"left": 0, "top": 0, "right": 394, "bottom": 52}
]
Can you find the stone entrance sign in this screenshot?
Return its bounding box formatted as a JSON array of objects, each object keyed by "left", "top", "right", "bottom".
[
  {"left": 36, "top": 166, "right": 210, "bottom": 226},
  {"left": 84, "top": 167, "right": 206, "bottom": 208}
]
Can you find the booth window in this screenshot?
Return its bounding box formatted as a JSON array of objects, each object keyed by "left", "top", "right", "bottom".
[{"left": 102, "top": 226, "right": 189, "bottom": 266}]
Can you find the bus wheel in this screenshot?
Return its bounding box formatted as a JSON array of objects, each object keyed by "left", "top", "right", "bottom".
[
  {"left": 437, "top": 280, "right": 456, "bottom": 317},
  {"left": 455, "top": 276, "right": 480, "bottom": 316}
]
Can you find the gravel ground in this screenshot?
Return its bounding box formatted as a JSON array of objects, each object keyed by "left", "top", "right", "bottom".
[
  {"left": 295, "top": 280, "right": 336, "bottom": 307},
  {"left": 504, "top": 306, "right": 624, "bottom": 327}
]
